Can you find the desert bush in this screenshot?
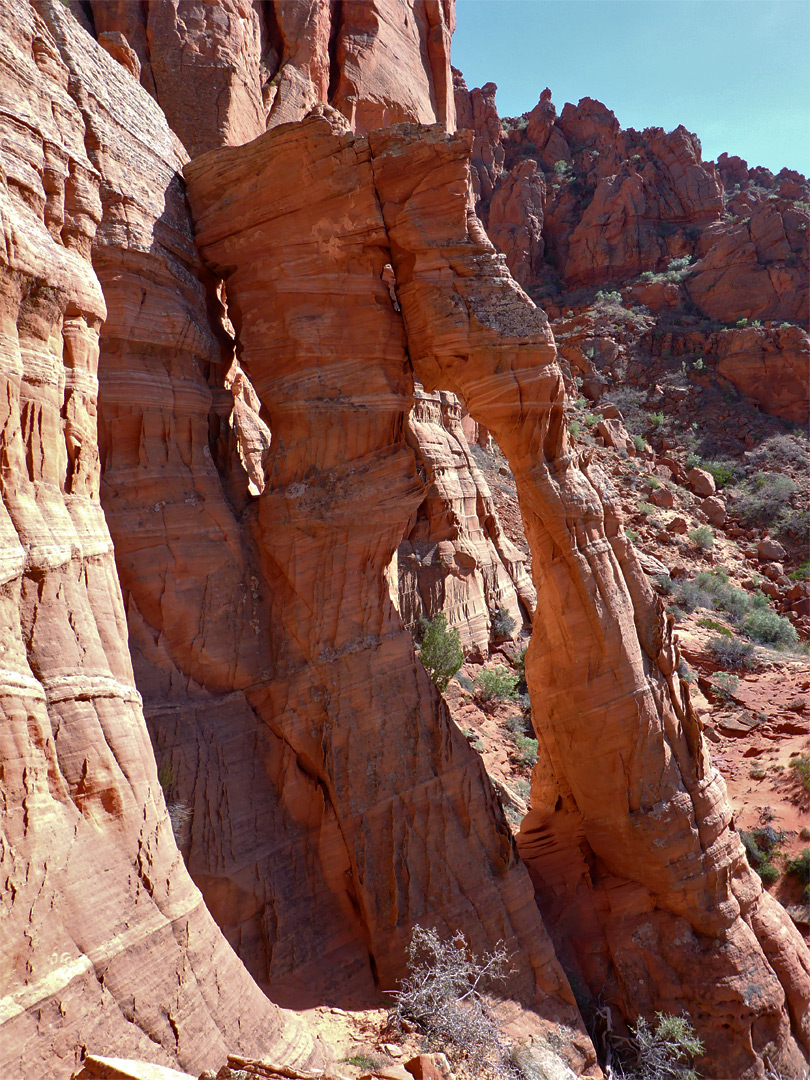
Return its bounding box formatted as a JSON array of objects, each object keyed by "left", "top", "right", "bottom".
[
  {"left": 649, "top": 411, "right": 666, "bottom": 428},
  {"left": 708, "top": 636, "right": 754, "bottom": 669},
  {"left": 639, "top": 501, "right": 658, "bottom": 516},
  {"left": 713, "top": 671, "right": 739, "bottom": 698},
  {"left": 514, "top": 735, "right": 538, "bottom": 767},
  {"left": 688, "top": 526, "right": 714, "bottom": 550},
  {"left": 476, "top": 666, "right": 520, "bottom": 703},
  {"left": 701, "top": 459, "right": 736, "bottom": 488},
  {"left": 785, "top": 849, "right": 810, "bottom": 900},
  {"left": 387, "top": 926, "right": 514, "bottom": 1077},
  {"left": 633, "top": 434, "right": 649, "bottom": 453},
  {"left": 735, "top": 472, "right": 797, "bottom": 529},
  {"left": 568, "top": 420, "right": 582, "bottom": 436},
  {"left": 741, "top": 826, "right": 784, "bottom": 886},
  {"left": 418, "top": 614, "right": 464, "bottom": 692},
  {"left": 742, "top": 608, "right": 799, "bottom": 648},
  {"left": 624, "top": 1012, "right": 704, "bottom": 1080},
  {"left": 491, "top": 606, "right": 517, "bottom": 640},
  {"left": 747, "top": 433, "right": 809, "bottom": 471},
  {"left": 790, "top": 754, "right": 810, "bottom": 792}
]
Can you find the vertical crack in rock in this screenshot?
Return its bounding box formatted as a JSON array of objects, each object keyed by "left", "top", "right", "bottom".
[{"left": 367, "top": 121, "right": 810, "bottom": 1078}]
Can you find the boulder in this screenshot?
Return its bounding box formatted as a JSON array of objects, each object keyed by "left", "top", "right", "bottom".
[{"left": 687, "top": 467, "right": 716, "bottom": 496}]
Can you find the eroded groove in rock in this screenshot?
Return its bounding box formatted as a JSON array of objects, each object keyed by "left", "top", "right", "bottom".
[
  {"left": 0, "top": 4, "right": 315, "bottom": 1075},
  {"left": 368, "top": 123, "right": 810, "bottom": 1079},
  {"left": 185, "top": 107, "right": 595, "bottom": 1072},
  {"left": 398, "top": 385, "right": 535, "bottom": 653}
]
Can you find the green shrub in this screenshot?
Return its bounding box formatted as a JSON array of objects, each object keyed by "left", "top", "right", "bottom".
[
  {"left": 713, "top": 671, "right": 739, "bottom": 698},
  {"left": 639, "top": 501, "right": 658, "bottom": 517},
  {"left": 568, "top": 420, "right": 582, "bottom": 436},
  {"left": 633, "top": 434, "right": 649, "bottom": 453},
  {"left": 553, "top": 159, "right": 572, "bottom": 176},
  {"left": 757, "top": 861, "right": 780, "bottom": 885},
  {"left": 735, "top": 472, "right": 797, "bottom": 529},
  {"left": 741, "top": 826, "right": 783, "bottom": 886},
  {"left": 785, "top": 849, "right": 810, "bottom": 900},
  {"left": 514, "top": 735, "right": 538, "bottom": 767},
  {"left": 475, "top": 666, "right": 519, "bottom": 703},
  {"left": 708, "top": 636, "right": 754, "bottom": 669},
  {"left": 702, "top": 460, "right": 736, "bottom": 488},
  {"left": 627, "top": 1012, "right": 704, "bottom": 1080},
  {"left": 625, "top": 527, "right": 640, "bottom": 543},
  {"left": 698, "top": 618, "right": 731, "bottom": 635},
  {"left": 790, "top": 754, "right": 810, "bottom": 791},
  {"left": 341, "top": 1054, "right": 386, "bottom": 1070},
  {"left": 649, "top": 411, "right": 666, "bottom": 428},
  {"left": 742, "top": 608, "right": 799, "bottom": 648},
  {"left": 688, "top": 526, "right": 714, "bottom": 550},
  {"left": 646, "top": 476, "right": 661, "bottom": 490},
  {"left": 418, "top": 614, "right": 464, "bottom": 692},
  {"left": 490, "top": 605, "right": 517, "bottom": 640}
]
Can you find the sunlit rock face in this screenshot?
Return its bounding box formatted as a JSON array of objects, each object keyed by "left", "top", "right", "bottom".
[
  {"left": 398, "top": 385, "right": 535, "bottom": 654},
  {"left": 0, "top": 3, "right": 317, "bottom": 1076}
]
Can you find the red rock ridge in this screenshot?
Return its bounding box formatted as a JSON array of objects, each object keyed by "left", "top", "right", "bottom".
[{"left": 455, "top": 81, "right": 809, "bottom": 424}]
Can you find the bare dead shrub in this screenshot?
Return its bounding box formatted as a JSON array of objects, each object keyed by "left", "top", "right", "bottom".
[{"left": 387, "top": 925, "right": 518, "bottom": 1077}]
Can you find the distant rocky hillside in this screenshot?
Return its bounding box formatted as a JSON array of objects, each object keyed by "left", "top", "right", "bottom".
[{"left": 454, "top": 73, "right": 809, "bottom": 426}]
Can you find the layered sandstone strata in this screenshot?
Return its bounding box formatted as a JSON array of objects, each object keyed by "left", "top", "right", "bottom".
[
  {"left": 0, "top": 3, "right": 314, "bottom": 1076},
  {"left": 398, "top": 386, "right": 535, "bottom": 652},
  {"left": 186, "top": 107, "right": 594, "bottom": 1070}
]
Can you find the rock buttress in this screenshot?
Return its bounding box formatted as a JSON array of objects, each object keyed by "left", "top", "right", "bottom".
[
  {"left": 185, "top": 107, "right": 595, "bottom": 1073},
  {"left": 0, "top": 3, "right": 318, "bottom": 1076},
  {"left": 368, "top": 122, "right": 810, "bottom": 1079}
]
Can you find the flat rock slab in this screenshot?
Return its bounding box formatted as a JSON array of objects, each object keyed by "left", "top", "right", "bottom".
[{"left": 73, "top": 1057, "right": 196, "bottom": 1080}]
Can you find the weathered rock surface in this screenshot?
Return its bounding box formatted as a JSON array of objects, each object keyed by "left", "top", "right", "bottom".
[
  {"left": 87, "top": 0, "right": 456, "bottom": 151},
  {"left": 714, "top": 324, "right": 810, "bottom": 425},
  {"left": 455, "top": 83, "right": 808, "bottom": 423},
  {"left": 368, "top": 121, "right": 810, "bottom": 1077},
  {"left": 185, "top": 108, "right": 593, "bottom": 1070},
  {"left": 398, "top": 386, "right": 535, "bottom": 652},
  {"left": 0, "top": 3, "right": 316, "bottom": 1075}
]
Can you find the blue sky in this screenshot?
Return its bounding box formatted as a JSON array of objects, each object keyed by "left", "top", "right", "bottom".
[{"left": 451, "top": 0, "right": 810, "bottom": 175}]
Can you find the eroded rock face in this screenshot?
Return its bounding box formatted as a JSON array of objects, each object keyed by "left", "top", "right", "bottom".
[
  {"left": 368, "top": 122, "right": 810, "bottom": 1078},
  {"left": 714, "top": 325, "right": 810, "bottom": 425},
  {"left": 185, "top": 107, "right": 594, "bottom": 1071},
  {"left": 87, "top": 0, "right": 456, "bottom": 151},
  {"left": 0, "top": 3, "right": 314, "bottom": 1075},
  {"left": 398, "top": 387, "right": 535, "bottom": 653},
  {"left": 458, "top": 84, "right": 809, "bottom": 423}
]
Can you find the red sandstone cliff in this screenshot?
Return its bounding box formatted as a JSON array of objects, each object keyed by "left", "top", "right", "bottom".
[
  {"left": 1, "top": 3, "right": 809, "bottom": 1078},
  {"left": 0, "top": 2, "right": 319, "bottom": 1075}
]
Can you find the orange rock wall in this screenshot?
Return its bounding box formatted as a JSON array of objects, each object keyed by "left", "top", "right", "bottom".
[
  {"left": 368, "top": 122, "right": 810, "bottom": 1079},
  {"left": 0, "top": 3, "right": 316, "bottom": 1075},
  {"left": 87, "top": 0, "right": 455, "bottom": 154},
  {"left": 185, "top": 108, "right": 593, "bottom": 1071},
  {"left": 398, "top": 387, "right": 535, "bottom": 652}
]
